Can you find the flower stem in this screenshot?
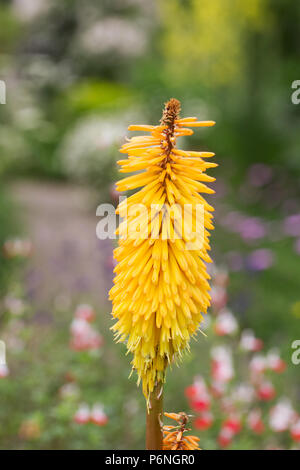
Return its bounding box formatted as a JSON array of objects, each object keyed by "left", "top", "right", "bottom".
[{"left": 146, "top": 382, "right": 163, "bottom": 450}]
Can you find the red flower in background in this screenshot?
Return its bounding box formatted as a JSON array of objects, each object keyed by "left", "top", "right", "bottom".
[
  {"left": 267, "top": 350, "right": 286, "bottom": 373},
  {"left": 90, "top": 404, "right": 108, "bottom": 426},
  {"left": 218, "top": 426, "right": 234, "bottom": 448},
  {"left": 213, "top": 309, "right": 238, "bottom": 336},
  {"left": 70, "top": 304, "right": 103, "bottom": 351},
  {"left": 247, "top": 409, "right": 265, "bottom": 434},
  {"left": 74, "top": 304, "right": 96, "bottom": 323},
  {"left": 223, "top": 415, "right": 242, "bottom": 434},
  {"left": 186, "top": 378, "right": 211, "bottom": 412},
  {"left": 194, "top": 412, "right": 214, "bottom": 431},
  {"left": 240, "top": 330, "right": 263, "bottom": 352},
  {"left": 73, "top": 403, "right": 108, "bottom": 426},
  {"left": 73, "top": 404, "right": 90, "bottom": 424},
  {"left": 0, "top": 364, "right": 9, "bottom": 378},
  {"left": 257, "top": 381, "right": 276, "bottom": 401},
  {"left": 291, "top": 420, "right": 300, "bottom": 442},
  {"left": 184, "top": 265, "right": 293, "bottom": 449}
]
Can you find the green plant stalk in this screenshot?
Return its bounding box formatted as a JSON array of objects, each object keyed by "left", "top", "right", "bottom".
[{"left": 146, "top": 383, "right": 163, "bottom": 450}]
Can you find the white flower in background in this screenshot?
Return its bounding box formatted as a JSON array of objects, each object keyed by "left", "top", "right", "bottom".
[
  {"left": 0, "top": 364, "right": 9, "bottom": 378},
  {"left": 70, "top": 318, "right": 102, "bottom": 351},
  {"left": 211, "top": 346, "right": 234, "bottom": 383},
  {"left": 24, "top": 56, "right": 74, "bottom": 89},
  {"left": 59, "top": 115, "right": 127, "bottom": 181},
  {"left": 249, "top": 354, "right": 266, "bottom": 375},
  {"left": 240, "top": 329, "right": 263, "bottom": 352},
  {"left": 73, "top": 403, "right": 90, "bottom": 424},
  {"left": 232, "top": 383, "right": 255, "bottom": 404},
  {"left": 13, "top": 0, "right": 49, "bottom": 22},
  {"left": 79, "top": 18, "right": 147, "bottom": 57},
  {"left": 269, "top": 399, "right": 296, "bottom": 432},
  {"left": 59, "top": 382, "right": 80, "bottom": 400},
  {"left": 266, "top": 349, "right": 286, "bottom": 373},
  {"left": 214, "top": 309, "right": 238, "bottom": 336},
  {"left": 14, "top": 107, "right": 42, "bottom": 131},
  {"left": 247, "top": 409, "right": 264, "bottom": 434},
  {"left": 90, "top": 404, "right": 108, "bottom": 426}
]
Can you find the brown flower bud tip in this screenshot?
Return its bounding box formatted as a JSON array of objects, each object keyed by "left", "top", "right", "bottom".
[{"left": 161, "top": 98, "right": 181, "bottom": 127}]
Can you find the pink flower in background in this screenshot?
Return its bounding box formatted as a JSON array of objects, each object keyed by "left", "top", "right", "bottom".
[
  {"left": 186, "top": 377, "right": 211, "bottom": 412},
  {"left": 211, "top": 346, "right": 234, "bottom": 384},
  {"left": 0, "top": 364, "right": 9, "bottom": 378},
  {"left": 250, "top": 354, "right": 266, "bottom": 376},
  {"left": 218, "top": 426, "right": 235, "bottom": 448},
  {"left": 240, "top": 330, "right": 263, "bottom": 352},
  {"left": 247, "top": 409, "right": 265, "bottom": 434},
  {"left": 247, "top": 249, "right": 274, "bottom": 271},
  {"left": 248, "top": 164, "right": 273, "bottom": 187},
  {"left": 222, "top": 414, "right": 242, "bottom": 434},
  {"left": 269, "top": 399, "right": 296, "bottom": 432},
  {"left": 220, "top": 211, "right": 267, "bottom": 242},
  {"left": 220, "top": 211, "right": 244, "bottom": 232},
  {"left": 70, "top": 304, "right": 103, "bottom": 351},
  {"left": 283, "top": 214, "right": 300, "bottom": 237},
  {"left": 185, "top": 265, "right": 297, "bottom": 449},
  {"left": 74, "top": 304, "right": 95, "bottom": 323},
  {"left": 210, "top": 380, "right": 226, "bottom": 398},
  {"left": 210, "top": 286, "right": 228, "bottom": 312},
  {"left": 90, "top": 404, "right": 108, "bottom": 426},
  {"left": 266, "top": 350, "right": 286, "bottom": 373},
  {"left": 73, "top": 403, "right": 108, "bottom": 426},
  {"left": 237, "top": 217, "right": 266, "bottom": 242},
  {"left": 291, "top": 420, "right": 300, "bottom": 442},
  {"left": 194, "top": 412, "right": 214, "bottom": 431},
  {"left": 185, "top": 377, "right": 207, "bottom": 399},
  {"left": 214, "top": 309, "right": 238, "bottom": 336},
  {"left": 219, "top": 396, "right": 235, "bottom": 414},
  {"left": 232, "top": 384, "right": 255, "bottom": 404},
  {"left": 73, "top": 404, "right": 90, "bottom": 424},
  {"left": 70, "top": 318, "right": 103, "bottom": 351},
  {"left": 257, "top": 381, "right": 276, "bottom": 401}
]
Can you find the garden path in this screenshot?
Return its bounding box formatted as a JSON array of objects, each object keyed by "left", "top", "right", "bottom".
[{"left": 9, "top": 180, "right": 113, "bottom": 319}]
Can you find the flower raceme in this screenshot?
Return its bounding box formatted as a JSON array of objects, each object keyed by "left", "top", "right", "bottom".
[
  {"left": 163, "top": 412, "right": 200, "bottom": 450},
  {"left": 109, "top": 98, "right": 217, "bottom": 401}
]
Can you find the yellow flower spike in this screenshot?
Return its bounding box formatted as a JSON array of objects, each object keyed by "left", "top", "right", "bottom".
[{"left": 110, "top": 98, "right": 216, "bottom": 402}]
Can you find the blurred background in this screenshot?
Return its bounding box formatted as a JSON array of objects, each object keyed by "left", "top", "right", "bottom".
[{"left": 0, "top": 0, "right": 300, "bottom": 450}]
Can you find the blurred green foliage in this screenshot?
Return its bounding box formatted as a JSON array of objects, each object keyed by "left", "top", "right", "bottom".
[{"left": 64, "top": 80, "right": 135, "bottom": 115}]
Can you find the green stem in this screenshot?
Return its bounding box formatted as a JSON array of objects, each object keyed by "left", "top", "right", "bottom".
[{"left": 146, "top": 383, "right": 163, "bottom": 450}]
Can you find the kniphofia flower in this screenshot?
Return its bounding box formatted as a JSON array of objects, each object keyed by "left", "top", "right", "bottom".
[
  {"left": 109, "top": 98, "right": 216, "bottom": 402},
  {"left": 163, "top": 412, "right": 200, "bottom": 450}
]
